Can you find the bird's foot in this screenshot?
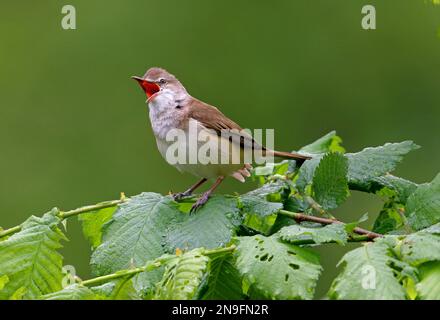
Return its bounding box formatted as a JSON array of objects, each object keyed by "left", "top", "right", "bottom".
[
  {"left": 190, "top": 192, "right": 210, "bottom": 214},
  {"left": 171, "top": 191, "right": 192, "bottom": 202}
]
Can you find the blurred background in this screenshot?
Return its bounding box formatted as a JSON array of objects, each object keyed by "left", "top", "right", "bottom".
[{"left": 0, "top": 0, "right": 439, "bottom": 297}]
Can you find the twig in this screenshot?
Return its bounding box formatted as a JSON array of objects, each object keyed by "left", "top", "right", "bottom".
[
  {"left": 0, "top": 225, "right": 22, "bottom": 238},
  {"left": 279, "top": 210, "right": 383, "bottom": 239},
  {"left": 284, "top": 234, "right": 372, "bottom": 245},
  {"left": 81, "top": 259, "right": 166, "bottom": 287},
  {"left": 80, "top": 245, "right": 236, "bottom": 287},
  {"left": 0, "top": 197, "right": 129, "bottom": 239},
  {"left": 304, "top": 196, "right": 327, "bottom": 216},
  {"left": 58, "top": 199, "right": 126, "bottom": 219}
]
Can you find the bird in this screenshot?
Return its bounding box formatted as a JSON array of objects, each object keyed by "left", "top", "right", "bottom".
[{"left": 132, "top": 67, "right": 311, "bottom": 212}]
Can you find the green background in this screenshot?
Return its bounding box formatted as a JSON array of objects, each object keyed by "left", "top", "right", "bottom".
[{"left": 0, "top": 0, "right": 439, "bottom": 297}]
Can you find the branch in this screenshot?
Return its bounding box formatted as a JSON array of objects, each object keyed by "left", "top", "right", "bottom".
[
  {"left": 80, "top": 245, "right": 236, "bottom": 287},
  {"left": 0, "top": 196, "right": 129, "bottom": 239},
  {"left": 59, "top": 198, "right": 127, "bottom": 219},
  {"left": 279, "top": 210, "right": 383, "bottom": 239},
  {"left": 81, "top": 257, "right": 168, "bottom": 287},
  {"left": 285, "top": 234, "right": 372, "bottom": 245}
]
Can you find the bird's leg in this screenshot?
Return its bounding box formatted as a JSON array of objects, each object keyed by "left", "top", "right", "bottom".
[
  {"left": 172, "top": 178, "right": 207, "bottom": 201},
  {"left": 190, "top": 176, "right": 225, "bottom": 213}
]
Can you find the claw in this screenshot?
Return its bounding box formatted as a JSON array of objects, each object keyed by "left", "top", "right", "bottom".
[
  {"left": 190, "top": 193, "right": 210, "bottom": 214},
  {"left": 171, "top": 191, "right": 191, "bottom": 202}
]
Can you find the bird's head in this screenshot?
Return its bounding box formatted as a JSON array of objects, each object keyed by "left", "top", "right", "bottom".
[{"left": 132, "top": 67, "right": 186, "bottom": 101}]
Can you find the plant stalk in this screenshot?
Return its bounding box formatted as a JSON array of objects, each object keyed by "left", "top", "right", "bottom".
[
  {"left": 284, "top": 235, "right": 371, "bottom": 245},
  {"left": 80, "top": 245, "right": 236, "bottom": 287},
  {"left": 279, "top": 210, "right": 383, "bottom": 239},
  {"left": 0, "top": 198, "right": 128, "bottom": 239}
]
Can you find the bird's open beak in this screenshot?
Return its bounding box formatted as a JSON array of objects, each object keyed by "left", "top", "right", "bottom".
[{"left": 131, "top": 76, "right": 160, "bottom": 99}]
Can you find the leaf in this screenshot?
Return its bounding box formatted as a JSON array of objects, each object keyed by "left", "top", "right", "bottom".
[
  {"left": 240, "top": 183, "right": 286, "bottom": 235},
  {"left": 200, "top": 253, "right": 244, "bottom": 300},
  {"left": 254, "top": 163, "right": 276, "bottom": 176},
  {"left": 0, "top": 275, "right": 9, "bottom": 290},
  {"left": 246, "top": 180, "right": 290, "bottom": 201},
  {"left": 78, "top": 206, "right": 116, "bottom": 249},
  {"left": 91, "top": 193, "right": 183, "bottom": 297},
  {"left": 279, "top": 223, "right": 348, "bottom": 245},
  {"left": 312, "top": 152, "right": 349, "bottom": 210},
  {"left": 0, "top": 209, "right": 66, "bottom": 299},
  {"left": 350, "top": 175, "right": 418, "bottom": 204},
  {"left": 165, "top": 196, "right": 242, "bottom": 251},
  {"left": 372, "top": 195, "right": 406, "bottom": 234},
  {"left": 10, "top": 287, "right": 27, "bottom": 300},
  {"left": 416, "top": 261, "right": 440, "bottom": 300},
  {"left": 399, "top": 232, "right": 440, "bottom": 266},
  {"left": 296, "top": 155, "right": 323, "bottom": 192},
  {"left": 344, "top": 212, "right": 369, "bottom": 234},
  {"left": 346, "top": 141, "right": 419, "bottom": 187},
  {"left": 241, "top": 200, "right": 280, "bottom": 235},
  {"left": 328, "top": 241, "right": 407, "bottom": 300},
  {"left": 405, "top": 173, "right": 440, "bottom": 231},
  {"left": 422, "top": 222, "right": 440, "bottom": 234},
  {"left": 41, "top": 284, "right": 102, "bottom": 300},
  {"left": 91, "top": 277, "right": 140, "bottom": 300},
  {"left": 154, "top": 248, "right": 209, "bottom": 300},
  {"left": 234, "top": 235, "right": 322, "bottom": 299},
  {"left": 373, "top": 206, "right": 405, "bottom": 235},
  {"left": 299, "top": 131, "right": 345, "bottom": 154},
  {"left": 371, "top": 177, "right": 419, "bottom": 234},
  {"left": 372, "top": 175, "right": 418, "bottom": 203}
]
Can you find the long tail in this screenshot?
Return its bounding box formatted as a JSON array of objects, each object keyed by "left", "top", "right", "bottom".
[{"left": 271, "top": 150, "right": 312, "bottom": 165}]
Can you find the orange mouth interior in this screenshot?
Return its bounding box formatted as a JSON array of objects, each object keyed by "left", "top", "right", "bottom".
[{"left": 140, "top": 81, "right": 160, "bottom": 98}]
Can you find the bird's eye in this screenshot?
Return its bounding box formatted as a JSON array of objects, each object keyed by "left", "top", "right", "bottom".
[{"left": 159, "top": 79, "right": 166, "bottom": 84}]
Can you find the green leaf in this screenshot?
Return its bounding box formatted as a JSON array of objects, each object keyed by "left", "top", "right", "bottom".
[
  {"left": 91, "top": 277, "right": 140, "bottom": 300},
  {"left": 328, "top": 241, "right": 407, "bottom": 300},
  {"left": 399, "top": 232, "right": 440, "bottom": 266},
  {"left": 78, "top": 206, "right": 116, "bottom": 249},
  {"left": 200, "top": 253, "right": 244, "bottom": 300},
  {"left": 286, "top": 131, "right": 345, "bottom": 179},
  {"left": 0, "top": 209, "right": 66, "bottom": 299},
  {"left": 371, "top": 177, "right": 419, "bottom": 234},
  {"left": 246, "top": 180, "right": 290, "bottom": 201},
  {"left": 416, "top": 261, "right": 440, "bottom": 300},
  {"left": 0, "top": 275, "right": 9, "bottom": 290},
  {"left": 165, "top": 196, "right": 242, "bottom": 251},
  {"left": 241, "top": 203, "right": 280, "bottom": 235},
  {"left": 422, "top": 222, "right": 440, "bottom": 234},
  {"left": 372, "top": 175, "right": 418, "bottom": 203},
  {"left": 372, "top": 191, "right": 407, "bottom": 234},
  {"left": 154, "top": 248, "right": 209, "bottom": 300},
  {"left": 373, "top": 204, "right": 405, "bottom": 235},
  {"left": 234, "top": 235, "right": 322, "bottom": 299},
  {"left": 299, "top": 131, "right": 345, "bottom": 154},
  {"left": 406, "top": 173, "right": 440, "bottom": 231},
  {"left": 240, "top": 183, "right": 286, "bottom": 235},
  {"left": 91, "top": 193, "right": 183, "bottom": 297},
  {"left": 254, "top": 163, "right": 276, "bottom": 176},
  {"left": 41, "top": 284, "right": 102, "bottom": 300},
  {"left": 279, "top": 223, "right": 348, "bottom": 245},
  {"left": 344, "top": 212, "right": 369, "bottom": 234},
  {"left": 312, "top": 152, "right": 349, "bottom": 210},
  {"left": 296, "top": 155, "right": 323, "bottom": 192},
  {"left": 346, "top": 141, "right": 419, "bottom": 187},
  {"left": 350, "top": 175, "right": 418, "bottom": 204}
]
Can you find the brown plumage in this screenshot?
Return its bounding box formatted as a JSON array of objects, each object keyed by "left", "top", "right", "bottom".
[{"left": 132, "top": 67, "right": 311, "bottom": 212}]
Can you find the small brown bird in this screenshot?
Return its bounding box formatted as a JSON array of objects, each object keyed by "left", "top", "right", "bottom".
[{"left": 132, "top": 67, "right": 310, "bottom": 212}]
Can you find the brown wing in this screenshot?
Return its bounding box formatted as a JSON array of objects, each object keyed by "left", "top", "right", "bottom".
[
  {"left": 186, "top": 97, "right": 263, "bottom": 150},
  {"left": 186, "top": 97, "right": 243, "bottom": 133},
  {"left": 185, "top": 97, "right": 311, "bottom": 164}
]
